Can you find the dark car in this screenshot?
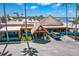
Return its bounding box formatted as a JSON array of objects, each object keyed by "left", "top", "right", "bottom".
[{"left": 53, "top": 34, "right": 61, "bottom": 41}]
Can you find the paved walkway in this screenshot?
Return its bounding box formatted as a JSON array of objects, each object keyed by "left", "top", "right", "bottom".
[{"left": 0, "top": 38, "right": 79, "bottom": 56}]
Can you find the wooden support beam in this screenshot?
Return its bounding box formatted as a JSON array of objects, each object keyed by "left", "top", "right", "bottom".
[{"left": 18, "top": 31, "right": 21, "bottom": 41}]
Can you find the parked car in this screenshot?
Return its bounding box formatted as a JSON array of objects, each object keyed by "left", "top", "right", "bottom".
[{"left": 53, "top": 34, "right": 61, "bottom": 41}]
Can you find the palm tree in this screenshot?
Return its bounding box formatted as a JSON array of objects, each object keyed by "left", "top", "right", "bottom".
[
  {"left": 73, "top": 3, "right": 79, "bottom": 41},
  {"left": 38, "top": 15, "right": 44, "bottom": 21},
  {"left": 71, "top": 18, "right": 79, "bottom": 41},
  {"left": 75, "top": 3, "right": 79, "bottom": 40},
  {"left": 7, "top": 14, "right": 10, "bottom": 18},
  {"left": 24, "top": 3, "right": 30, "bottom": 50},
  {"left": 71, "top": 3, "right": 79, "bottom": 41},
  {"left": 21, "top": 13, "right": 23, "bottom": 17},
  {"left": 3, "top": 4, "right": 8, "bottom": 42},
  {"left": 0, "top": 18, "right": 1, "bottom": 28},
  {"left": 1, "top": 3, "right": 8, "bottom": 55},
  {"left": 13, "top": 12, "right": 19, "bottom": 17},
  {"left": 21, "top": 3, "right": 38, "bottom": 56},
  {"left": 63, "top": 3, "right": 68, "bottom": 35},
  {"left": 74, "top": 3, "right": 77, "bottom": 41}
]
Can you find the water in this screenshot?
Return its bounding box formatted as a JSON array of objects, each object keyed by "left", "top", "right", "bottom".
[{"left": 56, "top": 17, "right": 76, "bottom": 23}]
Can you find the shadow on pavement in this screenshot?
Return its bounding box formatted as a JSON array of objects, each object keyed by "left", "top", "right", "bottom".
[
  {"left": 21, "top": 47, "right": 38, "bottom": 56},
  {"left": 0, "top": 51, "right": 12, "bottom": 56},
  {"left": 0, "top": 41, "right": 21, "bottom": 45},
  {"left": 0, "top": 44, "right": 13, "bottom": 56},
  {"left": 33, "top": 40, "right": 50, "bottom": 44}
]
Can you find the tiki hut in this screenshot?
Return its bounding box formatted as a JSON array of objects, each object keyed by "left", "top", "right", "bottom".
[
  {"left": 31, "top": 23, "right": 48, "bottom": 41},
  {"left": 31, "top": 23, "right": 48, "bottom": 34},
  {"left": 40, "top": 15, "right": 63, "bottom": 26}
]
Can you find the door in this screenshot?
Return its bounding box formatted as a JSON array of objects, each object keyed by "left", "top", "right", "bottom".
[{"left": 36, "top": 32, "right": 44, "bottom": 40}]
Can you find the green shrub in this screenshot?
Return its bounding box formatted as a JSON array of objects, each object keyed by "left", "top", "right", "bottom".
[
  {"left": 21, "top": 36, "right": 26, "bottom": 41},
  {"left": 26, "top": 36, "right": 32, "bottom": 41},
  {"left": 21, "top": 36, "right": 32, "bottom": 41},
  {"left": 47, "top": 35, "right": 51, "bottom": 41}
]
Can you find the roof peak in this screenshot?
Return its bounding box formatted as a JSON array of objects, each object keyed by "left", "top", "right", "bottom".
[
  {"left": 47, "top": 15, "right": 56, "bottom": 19},
  {"left": 40, "top": 15, "right": 63, "bottom": 26}
]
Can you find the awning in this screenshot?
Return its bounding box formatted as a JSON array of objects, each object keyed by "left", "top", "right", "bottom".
[{"left": 0, "top": 26, "right": 21, "bottom": 32}]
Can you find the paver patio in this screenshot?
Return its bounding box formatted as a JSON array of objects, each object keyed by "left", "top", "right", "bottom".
[{"left": 0, "top": 38, "right": 79, "bottom": 56}]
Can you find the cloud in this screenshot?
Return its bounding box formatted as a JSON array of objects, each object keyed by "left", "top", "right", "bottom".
[
  {"left": 30, "top": 6, "right": 37, "bottom": 9},
  {"left": 52, "top": 3, "right": 61, "bottom": 8},
  {"left": 55, "top": 3, "right": 61, "bottom": 7},
  {"left": 68, "top": 10, "right": 76, "bottom": 17},
  {"left": 68, "top": 10, "right": 74, "bottom": 13},
  {"left": 16, "top": 3, "right": 23, "bottom": 5},
  {"left": 46, "top": 12, "right": 52, "bottom": 15},
  {"left": 68, "top": 10, "right": 75, "bottom": 15},
  {"left": 38, "top": 3, "right": 52, "bottom": 6},
  {"left": 61, "top": 13, "right": 65, "bottom": 16}
]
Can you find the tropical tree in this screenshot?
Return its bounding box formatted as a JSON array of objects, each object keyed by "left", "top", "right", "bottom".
[
  {"left": 0, "top": 18, "right": 1, "bottom": 29},
  {"left": 13, "top": 12, "right": 19, "bottom": 17},
  {"left": 21, "top": 13, "right": 23, "bottom": 17},
  {"left": 38, "top": 15, "right": 44, "bottom": 21},
  {"left": 24, "top": 3, "right": 30, "bottom": 50},
  {"left": 7, "top": 14, "right": 10, "bottom": 18},
  {"left": 34, "top": 15, "right": 44, "bottom": 21},
  {"left": 21, "top": 3, "right": 38, "bottom": 56},
  {"left": 1, "top": 3, "right": 9, "bottom": 55},
  {"left": 3, "top": 4, "right": 8, "bottom": 42},
  {"left": 63, "top": 3, "right": 69, "bottom": 35},
  {"left": 73, "top": 3, "right": 79, "bottom": 41},
  {"left": 34, "top": 16, "right": 38, "bottom": 20},
  {"left": 7, "top": 14, "right": 11, "bottom": 21},
  {"left": 13, "top": 12, "right": 23, "bottom": 20},
  {"left": 71, "top": 17, "right": 79, "bottom": 41},
  {"left": 74, "top": 17, "right": 79, "bottom": 41}
]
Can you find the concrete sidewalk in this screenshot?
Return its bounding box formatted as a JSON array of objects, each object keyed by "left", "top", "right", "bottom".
[{"left": 0, "top": 39, "right": 79, "bottom": 56}]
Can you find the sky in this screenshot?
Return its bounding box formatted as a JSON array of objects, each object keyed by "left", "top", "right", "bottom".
[{"left": 0, "top": 3, "right": 78, "bottom": 17}]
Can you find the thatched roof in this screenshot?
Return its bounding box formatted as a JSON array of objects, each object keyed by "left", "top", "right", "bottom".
[
  {"left": 40, "top": 15, "right": 63, "bottom": 26},
  {"left": 31, "top": 23, "right": 48, "bottom": 34}
]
